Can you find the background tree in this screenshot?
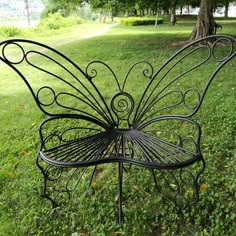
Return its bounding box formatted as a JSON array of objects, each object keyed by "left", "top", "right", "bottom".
[
  {"left": 170, "top": 0, "right": 178, "bottom": 25},
  {"left": 41, "top": 0, "right": 49, "bottom": 5},
  {"left": 223, "top": 0, "right": 230, "bottom": 17},
  {"left": 90, "top": 0, "right": 118, "bottom": 22},
  {"left": 41, "top": 0, "right": 81, "bottom": 18},
  {"left": 191, "top": 0, "right": 215, "bottom": 39},
  {"left": 214, "top": 0, "right": 234, "bottom": 18},
  {"left": 25, "top": 0, "right": 31, "bottom": 26}
]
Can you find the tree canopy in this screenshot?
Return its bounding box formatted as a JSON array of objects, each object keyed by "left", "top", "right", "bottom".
[
  {"left": 41, "top": 0, "right": 235, "bottom": 18},
  {"left": 41, "top": 0, "right": 83, "bottom": 17}
]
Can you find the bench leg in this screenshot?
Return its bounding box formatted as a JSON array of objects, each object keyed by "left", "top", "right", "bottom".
[
  {"left": 151, "top": 169, "right": 175, "bottom": 205},
  {"left": 151, "top": 160, "right": 206, "bottom": 213},
  {"left": 87, "top": 165, "right": 97, "bottom": 190},
  {"left": 118, "top": 162, "right": 123, "bottom": 224},
  {"left": 151, "top": 169, "right": 160, "bottom": 194},
  {"left": 36, "top": 154, "right": 57, "bottom": 207}
]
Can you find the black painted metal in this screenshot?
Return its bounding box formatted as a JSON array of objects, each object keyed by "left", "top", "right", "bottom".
[{"left": 0, "top": 35, "right": 235, "bottom": 224}]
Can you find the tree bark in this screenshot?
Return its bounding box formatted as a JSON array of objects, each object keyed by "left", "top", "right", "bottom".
[
  {"left": 99, "top": 10, "right": 102, "bottom": 23},
  {"left": 24, "top": 0, "right": 30, "bottom": 27},
  {"left": 170, "top": 2, "right": 177, "bottom": 26},
  {"left": 224, "top": 0, "right": 229, "bottom": 18},
  {"left": 111, "top": 10, "right": 114, "bottom": 22},
  {"left": 187, "top": 5, "right": 190, "bottom": 14},
  {"left": 190, "top": 0, "right": 215, "bottom": 40},
  {"left": 103, "top": 12, "right": 107, "bottom": 23},
  {"left": 155, "top": 4, "right": 159, "bottom": 27}
]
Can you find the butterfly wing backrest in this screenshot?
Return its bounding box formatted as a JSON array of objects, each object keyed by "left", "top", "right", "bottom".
[
  {"left": 0, "top": 39, "right": 122, "bottom": 130},
  {"left": 117, "top": 35, "right": 235, "bottom": 156},
  {"left": 0, "top": 36, "right": 235, "bottom": 133},
  {"left": 123, "top": 35, "right": 236, "bottom": 130}
]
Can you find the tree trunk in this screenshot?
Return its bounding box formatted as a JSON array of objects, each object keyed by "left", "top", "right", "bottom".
[
  {"left": 155, "top": 0, "right": 161, "bottom": 16},
  {"left": 99, "top": 10, "right": 102, "bottom": 23},
  {"left": 103, "top": 12, "right": 107, "bottom": 23},
  {"left": 187, "top": 5, "right": 190, "bottom": 14},
  {"left": 190, "top": 0, "right": 215, "bottom": 40},
  {"left": 170, "top": 2, "right": 177, "bottom": 26},
  {"left": 24, "top": 0, "right": 30, "bottom": 27},
  {"left": 111, "top": 8, "right": 114, "bottom": 22},
  {"left": 155, "top": 12, "right": 158, "bottom": 27},
  {"left": 224, "top": 0, "right": 229, "bottom": 18}
]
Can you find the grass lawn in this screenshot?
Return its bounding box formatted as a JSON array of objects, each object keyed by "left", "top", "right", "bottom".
[{"left": 0, "top": 19, "right": 235, "bottom": 235}]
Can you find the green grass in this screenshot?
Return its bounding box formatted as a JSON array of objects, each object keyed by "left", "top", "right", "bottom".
[{"left": 0, "top": 19, "right": 236, "bottom": 235}]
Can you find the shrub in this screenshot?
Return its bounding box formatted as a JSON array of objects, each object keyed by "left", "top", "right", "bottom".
[
  {"left": 121, "top": 17, "right": 164, "bottom": 26},
  {"left": 66, "top": 16, "right": 83, "bottom": 26},
  {"left": 37, "top": 12, "right": 82, "bottom": 30},
  {"left": 0, "top": 26, "right": 21, "bottom": 37},
  {"left": 40, "top": 2, "right": 67, "bottom": 18}
]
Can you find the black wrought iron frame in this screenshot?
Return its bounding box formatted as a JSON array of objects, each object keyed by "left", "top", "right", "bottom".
[{"left": 0, "top": 35, "right": 235, "bottom": 224}]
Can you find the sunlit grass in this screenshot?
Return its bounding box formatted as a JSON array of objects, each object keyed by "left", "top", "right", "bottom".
[{"left": 0, "top": 21, "right": 115, "bottom": 47}]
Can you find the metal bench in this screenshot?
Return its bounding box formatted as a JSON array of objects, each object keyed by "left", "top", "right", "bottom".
[{"left": 0, "top": 35, "right": 235, "bottom": 224}]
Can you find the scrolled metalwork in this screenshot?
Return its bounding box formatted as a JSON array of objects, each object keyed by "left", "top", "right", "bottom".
[
  {"left": 180, "top": 137, "right": 198, "bottom": 153},
  {"left": 111, "top": 92, "right": 135, "bottom": 125},
  {"left": 37, "top": 86, "right": 56, "bottom": 106},
  {"left": 1, "top": 35, "right": 235, "bottom": 224},
  {"left": 183, "top": 88, "right": 201, "bottom": 110},
  {"left": 2, "top": 42, "right": 26, "bottom": 64},
  {"left": 122, "top": 61, "right": 154, "bottom": 90},
  {"left": 85, "top": 61, "right": 120, "bottom": 88},
  {"left": 53, "top": 190, "right": 71, "bottom": 206},
  {"left": 152, "top": 158, "right": 205, "bottom": 213},
  {"left": 45, "top": 165, "right": 63, "bottom": 181},
  {"left": 36, "top": 154, "right": 97, "bottom": 207},
  {"left": 211, "top": 37, "right": 234, "bottom": 62}
]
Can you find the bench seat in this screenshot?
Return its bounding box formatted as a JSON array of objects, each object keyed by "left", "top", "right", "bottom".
[{"left": 39, "top": 128, "right": 201, "bottom": 169}]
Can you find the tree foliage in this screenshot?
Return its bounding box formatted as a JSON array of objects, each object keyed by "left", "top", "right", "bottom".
[
  {"left": 41, "top": 0, "right": 83, "bottom": 18},
  {"left": 43, "top": 0, "right": 235, "bottom": 20},
  {"left": 89, "top": 0, "right": 118, "bottom": 22}
]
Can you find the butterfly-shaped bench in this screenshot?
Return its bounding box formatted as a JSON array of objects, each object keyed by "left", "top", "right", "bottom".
[{"left": 0, "top": 35, "right": 235, "bottom": 224}]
